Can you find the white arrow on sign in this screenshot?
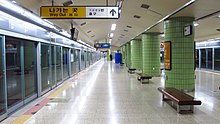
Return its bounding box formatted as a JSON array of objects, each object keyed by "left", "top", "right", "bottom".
[{"left": 86, "top": 7, "right": 118, "bottom": 19}]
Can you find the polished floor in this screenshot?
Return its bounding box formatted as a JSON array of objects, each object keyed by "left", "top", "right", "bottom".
[{"left": 2, "top": 59, "right": 220, "bottom": 124}]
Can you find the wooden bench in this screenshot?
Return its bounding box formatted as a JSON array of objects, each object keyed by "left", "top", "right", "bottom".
[
  {"left": 158, "top": 87, "right": 201, "bottom": 113},
  {"left": 127, "top": 68, "right": 136, "bottom": 73},
  {"left": 136, "top": 73, "right": 152, "bottom": 84}
]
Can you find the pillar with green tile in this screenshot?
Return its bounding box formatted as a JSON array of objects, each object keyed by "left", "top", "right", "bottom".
[
  {"left": 130, "top": 39, "right": 142, "bottom": 70},
  {"left": 107, "top": 49, "right": 111, "bottom": 61},
  {"left": 142, "top": 32, "right": 160, "bottom": 76},
  {"left": 164, "top": 17, "right": 195, "bottom": 91},
  {"left": 126, "top": 43, "right": 131, "bottom": 68},
  {"left": 125, "top": 44, "right": 127, "bottom": 65},
  {"left": 121, "top": 45, "right": 126, "bottom": 63}
]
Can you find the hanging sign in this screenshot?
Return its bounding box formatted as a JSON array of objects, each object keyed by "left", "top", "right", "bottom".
[{"left": 40, "top": 6, "right": 119, "bottom": 19}]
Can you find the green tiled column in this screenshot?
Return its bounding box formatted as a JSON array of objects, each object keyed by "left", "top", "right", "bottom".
[
  {"left": 164, "top": 17, "right": 195, "bottom": 91},
  {"left": 130, "top": 39, "right": 142, "bottom": 70},
  {"left": 126, "top": 43, "right": 131, "bottom": 68},
  {"left": 107, "top": 50, "right": 111, "bottom": 61},
  {"left": 121, "top": 45, "right": 126, "bottom": 63},
  {"left": 142, "top": 33, "right": 160, "bottom": 76},
  {"left": 125, "top": 44, "right": 127, "bottom": 65}
]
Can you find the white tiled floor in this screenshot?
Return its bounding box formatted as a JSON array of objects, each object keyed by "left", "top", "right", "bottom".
[{"left": 3, "top": 59, "right": 220, "bottom": 124}]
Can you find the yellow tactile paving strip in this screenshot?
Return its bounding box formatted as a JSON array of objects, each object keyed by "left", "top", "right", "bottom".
[
  {"left": 11, "top": 115, "right": 32, "bottom": 124},
  {"left": 11, "top": 76, "right": 79, "bottom": 124}
]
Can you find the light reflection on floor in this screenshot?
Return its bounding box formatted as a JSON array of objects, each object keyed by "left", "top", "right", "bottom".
[{"left": 2, "top": 60, "right": 220, "bottom": 124}]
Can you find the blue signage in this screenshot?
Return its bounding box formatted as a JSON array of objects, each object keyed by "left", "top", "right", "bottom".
[{"left": 101, "top": 43, "right": 110, "bottom": 48}]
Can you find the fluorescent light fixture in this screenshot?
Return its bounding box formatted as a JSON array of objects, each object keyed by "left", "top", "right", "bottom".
[
  {"left": 193, "top": 21, "right": 199, "bottom": 27},
  {"left": 111, "top": 24, "right": 116, "bottom": 31},
  {"left": 110, "top": 33, "right": 114, "bottom": 37}
]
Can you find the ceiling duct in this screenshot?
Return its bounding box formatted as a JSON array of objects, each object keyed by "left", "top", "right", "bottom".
[{"left": 63, "top": 0, "right": 73, "bottom": 6}]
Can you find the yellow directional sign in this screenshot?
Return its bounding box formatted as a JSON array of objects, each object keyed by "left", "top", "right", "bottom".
[
  {"left": 40, "top": 6, "right": 86, "bottom": 19},
  {"left": 40, "top": 6, "right": 119, "bottom": 19}
]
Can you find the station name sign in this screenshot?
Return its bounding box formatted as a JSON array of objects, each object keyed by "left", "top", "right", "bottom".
[{"left": 40, "top": 6, "right": 119, "bottom": 19}]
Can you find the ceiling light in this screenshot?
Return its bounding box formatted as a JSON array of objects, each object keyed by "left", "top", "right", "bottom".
[
  {"left": 127, "top": 25, "right": 132, "bottom": 28},
  {"left": 218, "top": 14, "right": 220, "bottom": 18},
  {"left": 87, "top": 30, "right": 91, "bottom": 33},
  {"left": 161, "top": 34, "right": 165, "bottom": 37},
  {"left": 124, "top": 29, "right": 128, "bottom": 32},
  {"left": 110, "top": 33, "right": 114, "bottom": 37},
  {"left": 12, "top": 0, "right": 16, "bottom": 3},
  {"left": 111, "top": 24, "right": 117, "bottom": 31},
  {"left": 193, "top": 21, "right": 199, "bottom": 27}
]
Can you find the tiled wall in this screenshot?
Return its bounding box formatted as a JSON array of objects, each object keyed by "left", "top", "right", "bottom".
[
  {"left": 164, "top": 17, "right": 195, "bottom": 91},
  {"left": 130, "top": 39, "right": 142, "bottom": 70},
  {"left": 142, "top": 33, "right": 160, "bottom": 76},
  {"left": 126, "top": 43, "right": 131, "bottom": 68}
]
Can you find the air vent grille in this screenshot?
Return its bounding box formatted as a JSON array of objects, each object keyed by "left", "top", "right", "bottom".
[
  {"left": 141, "top": 4, "right": 150, "bottom": 9},
  {"left": 134, "top": 15, "right": 141, "bottom": 19},
  {"left": 80, "top": 22, "right": 86, "bottom": 26}
]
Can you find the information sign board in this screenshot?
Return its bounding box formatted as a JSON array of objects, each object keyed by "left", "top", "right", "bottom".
[
  {"left": 40, "top": 6, "right": 119, "bottom": 19},
  {"left": 164, "top": 41, "right": 171, "bottom": 70}
]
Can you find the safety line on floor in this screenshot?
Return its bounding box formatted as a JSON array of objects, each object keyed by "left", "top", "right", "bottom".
[{"left": 11, "top": 77, "right": 79, "bottom": 124}]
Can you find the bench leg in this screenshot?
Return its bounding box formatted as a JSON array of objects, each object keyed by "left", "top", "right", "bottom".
[
  {"left": 162, "top": 94, "right": 165, "bottom": 100},
  {"left": 177, "top": 105, "right": 180, "bottom": 113},
  {"left": 190, "top": 105, "right": 194, "bottom": 113}
]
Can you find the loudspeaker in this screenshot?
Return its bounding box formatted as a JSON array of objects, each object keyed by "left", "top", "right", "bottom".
[{"left": 63, "top": 0, "right": 73, "bottom": 6}]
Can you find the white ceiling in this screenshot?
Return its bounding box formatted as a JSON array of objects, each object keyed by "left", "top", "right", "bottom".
[{"left": 13, "top": 0, "right": 220, "bottom": 46}]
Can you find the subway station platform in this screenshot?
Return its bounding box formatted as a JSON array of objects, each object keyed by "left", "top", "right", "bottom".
[{"left": 2, "top": 59, "right": 220, "bottom": 124}]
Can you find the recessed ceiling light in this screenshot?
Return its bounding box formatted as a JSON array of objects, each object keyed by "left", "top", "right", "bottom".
[
  {"left": 110, "top": 33, "right": 114, "bottom": 38},
  {"left": 218, "top": 14, "right": 220, "bottom": 18},
  {"left": 193, "top": 21, "right": 199, "bottom": 27},
  {"left": 111, "top": 24, "right": 117, "bottom": 31}
]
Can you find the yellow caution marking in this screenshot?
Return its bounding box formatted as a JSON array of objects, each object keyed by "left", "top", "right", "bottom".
[
  {"left": 11, "top": 115, "right": 32, "bottom": 124},
  {"left": 47, "top": 81, "right": 72, "bottom": 98}
]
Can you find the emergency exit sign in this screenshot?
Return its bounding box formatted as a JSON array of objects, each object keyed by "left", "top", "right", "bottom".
[{"left": 40, "top": 6, "right": 119, "bottom": 19}]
